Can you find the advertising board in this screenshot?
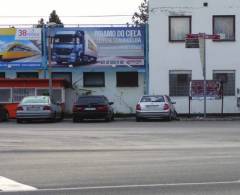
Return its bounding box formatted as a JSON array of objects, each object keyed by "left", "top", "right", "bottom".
[
  {"left": 49, "top": 27, "right": 145, "bottom": 68},
  {"left": 0, "top": 28, "right": 42, "bottom": 69},
  {"left": 190, "top": 80, "right": 222, "bottom": 100}
]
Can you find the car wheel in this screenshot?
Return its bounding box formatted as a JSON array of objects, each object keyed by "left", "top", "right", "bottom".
[
  {"left": 4, "top": 112, "right": 9, "bottom": 121},
  {"left": 111, "top": 114, "right": 115, "bottom": 121},
  {"left": 17, "top": 119, "right": 23, "bottom": 124},
  {"left": 136, "top": 117, "right": 142, "bottom": 122},
  {"left": 73, "top": 117, "right": 79, "bottom": 123},
  {"left": 167, "top": 112, "right": 172, "bottom": 121},
  {"left": 105, "top": 115, "right": 111, "bottom": 122}
]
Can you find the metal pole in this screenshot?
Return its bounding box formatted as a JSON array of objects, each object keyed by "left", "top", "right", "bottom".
[
  {"left": 203, "top": 34, "right": 207, "bottom": 118},
  {"left": 48, "top": 35, "right": 52, "bottom": 98}
]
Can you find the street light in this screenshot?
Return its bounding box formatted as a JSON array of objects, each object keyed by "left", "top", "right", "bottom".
[{"left": 46, "top": 22, "right": 57, "bottom": 98}]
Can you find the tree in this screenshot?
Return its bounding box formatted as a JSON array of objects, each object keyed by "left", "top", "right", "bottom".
[
  {"left": 132, "top": 0, "right": 149, "bottom": 26},
  {"left": 49, "top": 10, "right": 63, "bottom": 25},
  {"left": 36, "top": 18, "right": 45, "bottom": 28}
]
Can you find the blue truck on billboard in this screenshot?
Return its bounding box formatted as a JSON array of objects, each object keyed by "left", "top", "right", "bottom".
[
  {"left": 50, "top": 27, "right": 145, "bottom": 68},
  {"left": 0, "top": 28, "right": 42, "bottom": 69},
  {"left": 53, "top": 30, "right": 98, "bottom": 65}
]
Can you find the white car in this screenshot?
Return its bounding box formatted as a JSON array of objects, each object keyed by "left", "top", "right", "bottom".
[
  {"left": 136, "top": 95, "right": 177, "bottom": 121},
  {"left": 16, "top": 96, "right": 63, "bottom": 123}
]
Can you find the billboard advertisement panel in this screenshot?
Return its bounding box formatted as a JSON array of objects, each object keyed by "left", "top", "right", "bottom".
[
  {"left": 190, "top": 80, "right": 222, "bottom": 100},
  {"left": 49, "top": 27, "right": 145, "bottom": 68},
  {"left": 0, "top": 28, "right": 42, "bottom": 69}
]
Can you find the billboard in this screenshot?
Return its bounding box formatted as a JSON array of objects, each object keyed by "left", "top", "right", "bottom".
[
  {"left": 0, "top": 28, "right": 42, "bottom": 69},
  {"left": 49, "top": 27, "right": 145, "bottom": 68},
  {"left": 190, "top": 80, "right": 222, "bottom": 100}
]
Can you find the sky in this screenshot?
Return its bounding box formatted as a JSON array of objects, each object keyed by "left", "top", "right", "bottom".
[{"left": 0, "top": 0, "right": 143, "bottom": 26}]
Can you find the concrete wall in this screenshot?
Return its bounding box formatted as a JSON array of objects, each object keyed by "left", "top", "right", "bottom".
[{"left": 149, "top": 0, "right": 240, "bottom": 114}]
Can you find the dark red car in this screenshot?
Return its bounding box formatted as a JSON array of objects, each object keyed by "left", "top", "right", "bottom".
[{"left": 72, "top": 96, "right": 114, "bottom": 122}]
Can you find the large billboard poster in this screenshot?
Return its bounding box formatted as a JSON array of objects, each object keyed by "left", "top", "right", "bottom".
[
  {"left": 49, "top": 27, "right": 145, "bottom": 68},
  {"left": 0, "top": 28, "right": 42, "bottom": 69}
]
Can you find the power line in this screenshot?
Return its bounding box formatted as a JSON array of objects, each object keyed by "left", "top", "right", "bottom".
[{"left": 0, "top": 15, "right": 132, "bottom": 18}]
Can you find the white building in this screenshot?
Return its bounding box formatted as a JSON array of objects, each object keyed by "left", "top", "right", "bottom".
[{"left": 149, "top": 0, "right": 240, "bottom": 114}]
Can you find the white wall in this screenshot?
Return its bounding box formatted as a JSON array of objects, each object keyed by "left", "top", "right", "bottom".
[
  {"left": 69, "top": 71, "right": 145, "bottom": 114},
  {"left": 149, "top": 0, "right": 240, "bottom": 113}
]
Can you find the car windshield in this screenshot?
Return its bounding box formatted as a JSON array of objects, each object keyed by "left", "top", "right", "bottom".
[
  {"left": 54, "top": 35, "right": 75, "bottom": 44},
  {"left": 140, "top": 96, "right": 165, "bottom": 103},
  {"left": 77, "top": 96, "right": 106, "bottom": 104},
  {"left": 21, "top": 96, "right": 49, "bottom": 104}
]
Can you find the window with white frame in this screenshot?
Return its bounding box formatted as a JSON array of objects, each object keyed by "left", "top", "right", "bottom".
[
  {"left": 169, "top": 16, "right": 191, "bottom": 42},
  {"left": 169, "top": 70, "right": 192, "bottom": 96},
  {"left": 12, "top": 88, "right": 35, "bottom": 102},
  {"left": 213, "top": 70, "right": 235, "bottom": 96},
  {"left": 213, "top": 15, "right": 235, "bottom": 41},
  {"left": 0, "top": 89, "right": 11, "bottom": 103}
]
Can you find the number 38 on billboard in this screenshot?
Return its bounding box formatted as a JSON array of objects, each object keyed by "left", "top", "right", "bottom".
[{"left": 15, "top": 28, "right": 41, "bottom": 41}]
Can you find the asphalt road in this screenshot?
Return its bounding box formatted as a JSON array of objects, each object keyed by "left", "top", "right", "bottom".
[{"left": 0, "top": 120, "right": 240, "bottom": 194}]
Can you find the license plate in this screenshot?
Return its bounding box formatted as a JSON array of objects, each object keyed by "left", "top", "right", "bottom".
[
  {"left": 85, "top": 108, "right": 96, "bottom": 111},
  {"left": 27, "top": 106, "right": 40, "bottom": 111}
]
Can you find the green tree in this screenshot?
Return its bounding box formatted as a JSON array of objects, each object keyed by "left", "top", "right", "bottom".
[
  {"left": 36, "top": 18, "right": 45, "bottom": 28},
  {"left": 49, "top": 10, "right": 63, "bottom": 25},
  {"left": 132, "top": 0, "right": 149, "bottom": 26}
]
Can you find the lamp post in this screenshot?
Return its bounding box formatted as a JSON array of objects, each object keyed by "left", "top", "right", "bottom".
[{"left": 46, "top": 22, "right": 57, "bottom": 98}]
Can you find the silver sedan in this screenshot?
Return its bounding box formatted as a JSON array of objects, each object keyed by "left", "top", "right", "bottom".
[
  {"left": 136, "top": 95, "right": 177, "bottom": 121},
  {"left": 16, "top": 96, "right": 63, "bottom": 123}
]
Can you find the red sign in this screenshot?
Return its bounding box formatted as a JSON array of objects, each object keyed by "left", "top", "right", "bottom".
[
  {"left": 186, "top": 33, "right": 220, "bottom": 40},
  {"left": 190, "top": 80, "right": 222, "bottom": 100}
]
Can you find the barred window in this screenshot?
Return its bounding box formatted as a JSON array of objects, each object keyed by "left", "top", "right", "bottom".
[
  {"left": 0, "top": 89, "right": 11, "bottom": 103},
  {"left": 213, "top": 71, "right": 235, "bottom": 96},
  {"left": 213, "top": 15, "right": 235, "bottom": 41},
  {"left": 12, "top": 88, "right": 35, "bottom": 102},
  {"left": 169, "top": 70, "right": 192, "bottom": 96},
  {"left": 169, "top": 16, "right": 191, "bottom": 42}
]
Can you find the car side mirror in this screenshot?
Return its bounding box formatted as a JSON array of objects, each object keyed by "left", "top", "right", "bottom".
[{"left": 109, "top": 102, "right": 114, "bottom": 105}]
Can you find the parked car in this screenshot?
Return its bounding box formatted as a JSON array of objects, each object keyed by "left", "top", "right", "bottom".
[
  {"left": 136, "top": 95, "right": 177, "bottom": 121},
  {"left": 0, "top": 104, "right": 9, "bottom": 122},
  {"left": 72, "top": 96, "right": 114, "bottom": 122},
  {"left": 16, "top": 96, "right": 63, "bottom": 123}
]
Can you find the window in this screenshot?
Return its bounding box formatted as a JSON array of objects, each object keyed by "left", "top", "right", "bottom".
[
  {"left": 213, "top": 15, "right": 235, "bottom": 41},
  {"left": 52, "top": 72, "right": 72, "bottom": 83},
  {"left": 83, "top": 72, "right": 105, "bottom": 87},
  {"left": 12, "top": 88, "right": 35, "bottom": 102},
  {"left": 116, "top": 72, "right": 138, "bottom": 87},
  {"left": 169, "top": 16, "right": 191, "bottom": 42},
  {"left": 0, "top": 89, "right": 11, "bottom": 103},
  {"left": 213, "top": 70, "right": 235, "bottom": 96},
  {"left": 17, "top": 72, "right": 39, "bottom": 79},
  {"left": 37, "top": 89, "right": 63, "bottom": 103},
  {"left": 0, "top": 72, "right": 5, "bottom": 78},
  {"left": 169, "top": 70, "right": 192, "bottom": 96}
]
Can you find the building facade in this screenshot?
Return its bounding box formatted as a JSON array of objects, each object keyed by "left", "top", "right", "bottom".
[
  {"left": 0, "top": 27, "right": 146, "bottom": 114},
  {"left": 149, "top": 0, "right": 240, "bottom": 114}
]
